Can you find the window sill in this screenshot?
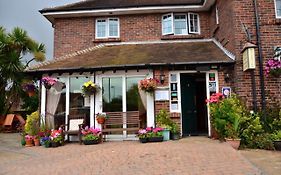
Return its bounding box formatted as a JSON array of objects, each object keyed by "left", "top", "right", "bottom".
[
  {"left": 161, "top": 34, "right": 204, "bottom": 40},
  {"left": 93, "top": 38, "right": 121, "bottom": 43}
]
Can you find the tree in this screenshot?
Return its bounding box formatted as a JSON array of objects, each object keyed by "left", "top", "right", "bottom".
[{"left": 0, "top": 26, "right": 46, "bottom": 115}]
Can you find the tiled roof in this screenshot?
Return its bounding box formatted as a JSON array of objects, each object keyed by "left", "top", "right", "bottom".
[
  {"left": 28, "top": 40, "right": 234, "bottom": 72},
  {"left": 40, "top": 0, "right": 205, "bottom": 13}
]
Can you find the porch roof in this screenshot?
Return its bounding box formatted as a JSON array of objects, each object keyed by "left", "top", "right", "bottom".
[{"left": 27, "top": 40, "right": 235, "bottom": 74}]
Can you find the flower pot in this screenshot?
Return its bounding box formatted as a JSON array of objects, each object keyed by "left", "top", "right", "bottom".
[
  {"left": 139, "top": 138, "right": 148, "bottom": 143},
  {"left": 21, "top": 139, "right": 26, "bottom": 146},
  {"left": 225, "top": 138, "right": 241, "bottom": 150},
  {"left": 162, "top": 129, "right": 170, "bottom": 141},
  {"left": 51, "top": 141, "right": 61, "bottom": 148},
  {"left": 83, "top": 139, "right": 100, "bottom": 145},
  {"left": 170, "top": 133, "right": 180, "bottom": 140},
  {"left": 25, "top": 139, "right": 33, "bottom": 147},
  {"left": 44, "top": 142, "right": 51, "bottom": 148},
  {"left": 27, "top": 91, "right": 35, "bottom": 97},
  {"left": 273, "top": 141, "right": 281, "bottom": 151},
  {"left": 148, "top": 136, "right": 163, "bottom": 142},
  {"left": 97, "top": 118, "right": 105, "bottom": 124},
  {"left": 33, "top": 138, "right": 40, "bottom": 146}
]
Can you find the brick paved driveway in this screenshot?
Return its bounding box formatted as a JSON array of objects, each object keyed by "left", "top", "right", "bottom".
[{"left": 0, "top": 134, "right": 262, "bottom": 175}]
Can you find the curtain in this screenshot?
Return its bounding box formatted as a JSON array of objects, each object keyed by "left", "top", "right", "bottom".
[
  {"left": 138, "top": 88, "right": 147, "bottom": 110},
  {"left": 46, "top": 82, "right": 65, "bottom": 129}
]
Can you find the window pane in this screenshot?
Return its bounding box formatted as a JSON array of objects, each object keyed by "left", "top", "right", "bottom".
[
  {"left": 162, "top": 14, "right": 173, "bottom": 34},
  {"left": 69, "top": 77, "right": 90, "bottom": 126},
  {"left": 174, "top": 15, "right": 187, "bottom": 35},
  {"left": 96, "top": 19, "right": 107, "bottom": 38},
  {"left": 277, "top": 0, "right": 281, "bottom": 16},
  {"left": 109, "top": 19, "right": 119, "bottom": 37},
  {"left": 189, "top": 14, "right": 199, "bottom": 33},
  {"left": 54, "top": 78, "right": 67, "bottom": 128},
  {"left": 102, "top": 77, "right": 122, "bottom": 112}
]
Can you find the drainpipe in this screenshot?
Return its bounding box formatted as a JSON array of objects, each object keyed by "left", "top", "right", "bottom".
[{"left": 253, "top": 0, "right": 266, "bottom": 114}]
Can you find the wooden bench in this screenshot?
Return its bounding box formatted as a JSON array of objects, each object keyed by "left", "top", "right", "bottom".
[{"left": 101, "top": 111, "right": 140, "bottom": 140}]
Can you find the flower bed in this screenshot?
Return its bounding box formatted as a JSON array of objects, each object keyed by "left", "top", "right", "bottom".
[
  {"left": 137, "top": 127, "right": 164, "bottom": 143},
  {"left": 81, "top": 126, "right": 101, "bottom": 145}
]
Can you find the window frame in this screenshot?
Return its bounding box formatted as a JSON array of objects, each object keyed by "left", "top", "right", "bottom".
[
  {"left": 275, "top": 0, "right": 281, "bottom": 18},
  {"left": 162, "top": 13, "right": 174, "bottom": 35},
  {"left": 95, "top": 18, "right": 120, "bottom": 39},
  {"left": 173, "top": 13, "right": 188, "bottom": 36},
  {"left": 188, "top": 12, "right": 200, "bottom": 34}
]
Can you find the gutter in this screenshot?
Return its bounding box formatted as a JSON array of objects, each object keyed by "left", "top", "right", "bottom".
[{"left": 253, "top": 0, "right": 266, "bottom": 113}]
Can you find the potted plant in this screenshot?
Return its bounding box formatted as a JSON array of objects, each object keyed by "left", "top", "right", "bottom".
[
  {"left": 50, "top": 129, "right": 63, "bottom": 147},
  {"left": 206, "top": 93, "right": 243, "bottom": 149},
  {"left": 81, "top": 126, "right": 101, "bottom": 145},
  {"left": 41, "top": 136, "right": 51, "bottom": 148},
  {"left": 25, "top": 135, "right": 34, "bottom": 147},
  {"left": 33, "top": 135, "right": 40, "bottom": 146},
  {"left": 82, "top": 80, "right": 100, "bottom": 96},
  {"left": 137, "top": 129, "right": 148, "bottom": 143},
  {"left": 96, "top": 113, "right": 108, "bottom": 124},
  {"left": 271, "top": 131, "right": 281, "bottom": 151},
  {"left": 265, "top": 48, "right": 281, "bottom": 78},
  {"left": 170, "top": 123, "right": 181, "bottom": 140},
  {"left": 156, "top": 109, "right": 173, "bottom": 141},
  {"left": 138, "top": 78, "right": 158, "bottom": 93},
  {"left": 41, "top": 76, "right": 57, "bottom": 89},
  {"left": 146, "top": 127, "right": 164, "bottom": 142}
]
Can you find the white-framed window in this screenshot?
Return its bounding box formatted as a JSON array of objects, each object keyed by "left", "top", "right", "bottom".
[
  {"left": 162, "top": 13, "right": 200, "bottom": 35},
  {"left": 188, "top": 13, "right": 200, "bottom": 34},
  {"left": 162, "top": 13, "right": 173, "bottom": 35},
  {"left": 174, "top": 14, "right": 188, "bottom": 35},
  {"left": 95, "top": 18, "right": 120, "bottom": 39},
  {"left": 275, "top": 0, "right": 281, "bottom": 18}
]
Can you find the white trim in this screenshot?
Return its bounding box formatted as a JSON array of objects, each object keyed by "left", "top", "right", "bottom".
[
  {"left": 40, "top": 84, "right": 46, "bottom": 124},
  {"left": 215, "top": 5, "right": 219, "bottom": 25},
  {"left": 275, "top": 0, "right": 281, "bottom": 19},
  {"left": 90, "top": 75, "right": 95, "bottom": 127},
  {"left": 169, "top": 73, "right": 181, "bottom": 113},
  {"left": 212, "top": 39, "right": 236, "bottom": 60},
  {"left": 122, "top": 76, "right": 127, "bottom": 138},
  {"left": 65, "top": 76, "right": 70, "bottom": 130},
  {"left": 188, "top": 12, "right": 200, "bottom": 34},
  {"left": 146, "top": 70, "right": 155, "bottom": 127}
]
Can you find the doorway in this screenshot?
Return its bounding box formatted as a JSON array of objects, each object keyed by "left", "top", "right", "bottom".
[{"left": 180, "top": 73, "right": 208, "bottom": 136}]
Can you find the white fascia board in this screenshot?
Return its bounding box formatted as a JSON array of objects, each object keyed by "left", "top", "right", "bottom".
[
  {"left": 43, "top": 0, "right": 215, "bottom": 23},
  {"left": 212, "top": 39, "right": 236, "bottom": 60}
]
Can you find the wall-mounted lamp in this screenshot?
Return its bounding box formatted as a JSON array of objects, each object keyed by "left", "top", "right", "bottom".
[
  {"left": 224, "top": 72, "right": 230, "bottom": 83},
  {"left": 242, "top": 42, "right": 257, "bottom": 71},
  {"left": 160, "top": 74, "right": 165, "bottom": 84}
]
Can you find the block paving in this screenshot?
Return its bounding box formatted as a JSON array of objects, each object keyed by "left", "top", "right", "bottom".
[{"left": 0, "top": 134, "right": 263, "bottom": 175}]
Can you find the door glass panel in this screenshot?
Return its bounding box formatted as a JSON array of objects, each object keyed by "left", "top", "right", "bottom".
[
  {"left": 69, "top": 77, "right": 90, "bottom": 126},
  {"left": 53, "top": 77, "right": 67, "bottom": 128},
  {"left": 102, "top": 77, "right": 122, "bottom": 112}
]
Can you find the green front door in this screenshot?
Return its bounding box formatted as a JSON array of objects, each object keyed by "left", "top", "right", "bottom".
[{"left": 181, "top": 74, "right": 197, "bottom": 136}]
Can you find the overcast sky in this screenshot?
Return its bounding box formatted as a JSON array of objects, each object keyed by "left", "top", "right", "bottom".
[{"left": 0, "top": 0, "right": 80, "bottom": 60}]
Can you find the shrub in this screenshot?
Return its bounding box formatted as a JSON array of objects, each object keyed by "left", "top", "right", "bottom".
[
  {"left": 156, "top": 109, "right": 173, "bottom": 130},
  {"left": 24, "top": 111, "right": 40, "bottom": 136}
]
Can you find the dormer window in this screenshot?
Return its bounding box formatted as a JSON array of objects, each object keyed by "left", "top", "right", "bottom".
[
  {"left": 95, "top": 18, "right": 120, "bottom": 39},
  {"left": 275, "top": 0, "right": 281, "bottom": 18},
  {"left": 162, "top": 13, "right": 200, "bottom": 36}
]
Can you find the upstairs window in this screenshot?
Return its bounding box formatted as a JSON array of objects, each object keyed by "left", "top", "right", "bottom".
[
  {"left": 275, "top": 0, "right": 281, "bottom": 18},
  {"left": 188, "top": 13, "right": 200, "bottom": 34},
  {"left": 162, "top": 14, "right": 173, "bottom": 35},
  {"left": 96, "top": 18, "right": 119, "bottom": 39},
  {"left": 174, "top": 14, "right": 188, "bottom": 35},
  {"left": 162, "top": 13, "right": 200, "bottom": 35}
]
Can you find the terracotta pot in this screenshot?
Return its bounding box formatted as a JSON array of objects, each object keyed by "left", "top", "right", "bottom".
[
  {"left": 25, "top": 139, "right": 34, "bottom": 147},
  {"left": 33, "top": 138, "right": 40, "bottom": 146},
  {"left": 27, "top": 91, "right": 35, "bottom": 97},
  {"left": 225, "top": 138, "right": 241, "bottom": 150},
  {"left": 97, "top": 117, "right": 105, "bottom": 124}
]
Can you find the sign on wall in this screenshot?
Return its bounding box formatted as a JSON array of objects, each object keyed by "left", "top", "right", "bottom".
[
  {"left": 155, "top": 90, "right": 169, "bottom": 101},
  {"left": 222, "top": 87, "right": 231, "bottom": 98}
]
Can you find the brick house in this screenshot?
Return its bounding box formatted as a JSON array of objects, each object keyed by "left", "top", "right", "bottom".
[{"left": 27, "top": 0, "right": 280, "bottom": 139}]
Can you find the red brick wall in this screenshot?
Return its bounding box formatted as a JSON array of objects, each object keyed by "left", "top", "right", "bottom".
[{"left": 54, "top": 12, "right": 210, "bottom": 58}]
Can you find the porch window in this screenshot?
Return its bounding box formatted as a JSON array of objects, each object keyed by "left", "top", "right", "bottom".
[
  {"left": 188, "top": 13, "right": 200, "bottom": 34},
  {"left": 96, "top": 18, "right": 120, "bottom": 39},
  {"left": 275, "top": 0, "right": 281, "bottom": 18},
  {"left": 102, "top": 77, "right": 122, "bottom": 112}
]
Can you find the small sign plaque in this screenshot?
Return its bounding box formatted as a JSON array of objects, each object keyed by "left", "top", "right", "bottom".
[
  {"left": 155, "top": 90, "right": 169, "bottom": 101},
  {"left": 222, "top": 87, "right": 231, "bottom": 98}
]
